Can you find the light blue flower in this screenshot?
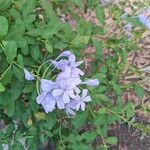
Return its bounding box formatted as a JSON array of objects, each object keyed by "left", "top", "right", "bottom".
[
  {"left": 69, "top": 89, "right": 91, "bottom": 111},
  {"left": 52, "top": 77, "right": 80, "bottom": 103},
  {"left": 35, "top": 50, "right": 99, "bottom": 115},
  {"left": 65, "top": 102, "right": 76, "bottom": 116},
  {"left": 24, "top": 69, "right": 35, "bottom": 81},
  {"left": 138, "top": 14, "right": 150, "bottom": 29},
  {"left": 51, "top": 53, "right": 84, "bottom": 78},
  {"left": 36, "top": 92, "right": 56, "bottom": 113},
  {"left": 123, "top": 23, "right": 133, "bottom": 31},
  {"left": 83, "top": 79, "right": 99, "bottom": 86},
  {"left": 36, "top": 92, "right": 65, "bottom": 113}
]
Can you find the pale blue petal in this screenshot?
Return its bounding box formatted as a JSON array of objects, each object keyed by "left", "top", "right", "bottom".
[
  {"left": 59, "top": 51, "right": 72, "bottom": 57},
  {"left": 81, "top": 102, "right": 85, "bottom": 111},
  {"left": 83, "top": 79, "right": 99, "bottom": 86},
  {"left": 69, "top": 54, "right": 76, "bottom": 64},
  {"left": 24, "top": 69, "right": 34, "bottom": 81},
  {"left": 52, "top": 89, "right": 63, "bottom": 96},
  {"left": 84, "top": 96, "right": 91, "bottom": 102},
  {"left": 41, "top": 79, "right": 55, "bottom": 92},
  {"left": 56, "top": 99, "right": 65, "bottom": 109},
  {"left": 138, "top": 15, "right": 150, "bottom": 29},
  {"left": 66, "top": 107, "right": 76, "bottom": 116},
  {"left": 56, "top": 66, "right": 71, "bottom": 81},
  {"left": 43, "top": 99, "right": 56, "bottom": 113},
  {"left": 82, "top": 89, "right": 88, "bottom": 98},
  {"left": 74, "top": 87, "right": 81, "bottom": 94},
  {"left": 62, "top": 93, "right": 70, "bottom": 103},
  {"left": 75, "top": 61, "right": 84, "bottom": 67}
]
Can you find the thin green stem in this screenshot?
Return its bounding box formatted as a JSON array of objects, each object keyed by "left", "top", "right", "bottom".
[
  {"left": 0, "top": 43, "right": 5, "bottom": 50},
  {"left": 99, "top": 103, "right": 129, "bottom": 123},
  {"left": 88, "top": 104, "right": 108, "bottom": 149},
  {"left": 0, "top": 63, "right": 13, "bottom": 80},
  {"left": 13, "top": 61, "right": 41, "bottom": 94},
  {"left": 13, "top": 61, "right": 40, "bottom": 79},
  {"left": 97, "top": 126, "right": 108, "bottom": 150}
]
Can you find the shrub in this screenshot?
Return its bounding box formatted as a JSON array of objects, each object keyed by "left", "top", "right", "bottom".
[{"left": 0, "top": 0, "right": 148, "bottom": 149}]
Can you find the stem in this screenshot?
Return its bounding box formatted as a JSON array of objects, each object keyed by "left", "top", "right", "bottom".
[
  {"left": 0, "top": 63, "right": 13, "bottom": 80},
  {"left": 88, "top": 105, "right": 95, "bottom": 118},
  {"left": 99, "top": 103, "right": 129, "bottom": 123},
  {"left": 97, "top": 126, "right": 108, "bottom": 150},
  {"left": 0, "top": 43, "right": 5, "bottom": 50},
  {"left": 13, "top": 61, "right": 40, "bottom": 79},
  {"left": 13, "top": 61, "right": 41, "bottom": 94},
  {"left": 36, "top": 56, "right": 60, "bottom": 94},
  {"left": 88, "top": 105, "right": 108, "bottom": 149}
]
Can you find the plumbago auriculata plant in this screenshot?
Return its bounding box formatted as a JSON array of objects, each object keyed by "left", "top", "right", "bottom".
[
  {"left": 24, "top": 51, "right": 99, "bottom": 116},
  {"left": 0, "top": 0, "right": 150, "bottom": 149}
]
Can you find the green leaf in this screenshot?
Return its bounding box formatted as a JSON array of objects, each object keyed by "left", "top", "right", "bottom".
[
  {"left": 40, "top": 0, "right": 58, "bottom": 21},
  {"left": 96, "top": 94, "right": 110, "bottom": 102},
  {"left": 0, "top": 0, "right": 12, "bottom": 11},
  {"left": 30, "top": 44, "right": 40, "bottom": 61},
  {"left": 13, "top": 65, "right": 24, "bottom": 81},
  {"left": 97, "top": 108, "right": 106, "bottom": 114},
  {"left": 0, "top": 82, "right": 5, "bottom": 92},
  {"left": 6, "top": 19, "right": 25, "bottom": 39},
  {"left": 105, "top": 137, "right": 117, "bottom": 145},
  {"left": 0, "top": 92, "right": 15, "bottom": 116},
  {"left": 1, "top": 67, "right": 13, "bottom": 85},
  {"left": 53, "top": 42, "right": 68, "bottom": 49},
  {"left": 42, "top": 23, "right": 65, "bottom": 39},
  {"left": 71, "top": 35, "right": 90, "bottom": 46},
  {"left": 22, "top": 0, "right": 36, "bottom": 17},
  {"left": 93, "top": 40, "right": 103, "bottom": 59},
  {"left": 23, "top": 83, "right": 34, "bottom": 93},
  {"left": 81, "top": 131, "right": 96, "bottom": 142},
  {"left": 111, "top": 82, "right": 122, "bottom": 95},
  {"left": 95, "top": 6, "right": 105, "bottom": 25},
  {"left": 17, "top": 54, "right": 24, "bottom": 67},
  {"left": 134, "top": 84, "right": 144, "bottom": 99},
  {"left": 2, "top": 41, "right": 17, "bottom": 63},
  {"left": 125, "top": 102, "right": 134, "bottom": 119},
  {"left": 72, "top": 111, "right": 88, "bottom": 129},
  {"left": 0, "top": 16, "right": 9, "bottom": 37},
  {"left": 45, "top": 42, "right": 53, "bottom": 53},
  {"left": 44, "top": 113, "right": 57, "bottom": 130},
  {"left": 21, "top": 42, "right": 29, "bottom": 55}
]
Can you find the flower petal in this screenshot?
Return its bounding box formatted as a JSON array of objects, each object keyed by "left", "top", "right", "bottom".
[
  {"left": 52, "top": 89, "right": 63, "bottom": 96},
  {"left": 74, "top": 87, "right": 81, "bottom": 94},
  {"left": 84, "top": 96, "right": 91, "bottom": 102},
  {"left": 24, "top": 69, "right": 34, "bottom": 81},
  {"left": 56, "top": 99, "right": 65, "bottom": 109},
  {"left": 41, "top": 79, "right": 55, "bottom": 92},
  {"left": 83, "top": 79, "right": 99, "bottom": 86},
  {"left": 75, "top": 61, "right": 84, "bottom": 67},
  {"left": 66, "top": 107, "right": 76, "bottom": 116},
  {"left": 36, "top": 93, "right": 45, "bottom": 104},
  {"left": 59, "top": 51, "right": 72, "bottom": 57},
  {"left": 69, "top": 54, "right": 76, "bottom": 64},
  {"left": 56, "top": 66, "right": 71, "bottom": 81},
  {"left": 82, "top": 89, "right": 88, "bottom": 98},
  {"left": 62, "top": 93, "right": 70, "bottom": 103},
  {"left": 43, "top": 99, "right": 56, "bottom": 113},
  {"left": 81, "top": 102, "right": 85, "bottom": 111}
]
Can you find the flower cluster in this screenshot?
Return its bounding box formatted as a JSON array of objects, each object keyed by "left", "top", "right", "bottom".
[{"left": 24, "top": 51, "right": 99, "bottom": 116}]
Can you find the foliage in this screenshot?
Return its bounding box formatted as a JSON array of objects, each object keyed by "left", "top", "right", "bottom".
[{"left": 0, "top": 0, "right": 149, "bottom": 149}]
